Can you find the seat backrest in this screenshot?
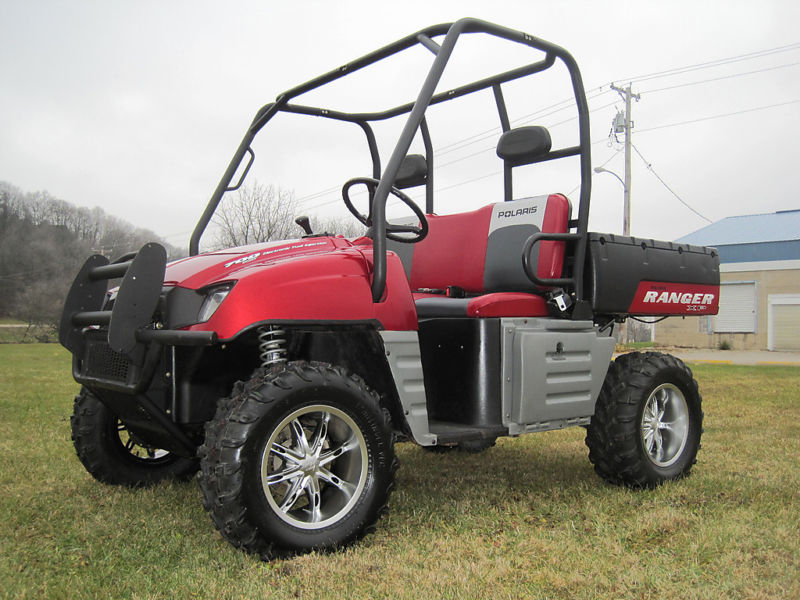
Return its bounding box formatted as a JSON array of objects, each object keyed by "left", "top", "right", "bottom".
[{"left": 392, "top": 194, "right": 571, "bottom": 293}]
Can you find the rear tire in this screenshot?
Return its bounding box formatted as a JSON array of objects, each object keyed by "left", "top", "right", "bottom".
[
  {"left": 585, "top": 352, "right": 703, "bottom": 488},
  {"left": 198, "top": 361, "right": 397, "bottom": 558},
  {"left": 70, "top": 388, "right": 199, "bottom": 486}
]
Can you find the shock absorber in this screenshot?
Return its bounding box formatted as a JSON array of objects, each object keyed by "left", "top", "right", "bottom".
[{"left": 258, "top": 325, "right": 287, "bottom": 368}]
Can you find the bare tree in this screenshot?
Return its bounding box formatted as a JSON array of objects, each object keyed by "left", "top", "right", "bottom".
[
  {"left": 212, "top": 182, "right": 300, "bottom": 248},
  {"left": 209, "top": 180, "right": 370, "bottom": 250},
  {"left": 312, "top": 215, "right": 366, "bottom": 238}
]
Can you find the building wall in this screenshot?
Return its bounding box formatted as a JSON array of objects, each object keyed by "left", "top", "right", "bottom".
[{"left": 654, "top": 264, "right": 800, "bottom": 350}]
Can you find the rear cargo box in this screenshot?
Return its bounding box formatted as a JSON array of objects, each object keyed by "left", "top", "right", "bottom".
[{"left": 587, "top": 232, "right": 720, "bottom": 316}]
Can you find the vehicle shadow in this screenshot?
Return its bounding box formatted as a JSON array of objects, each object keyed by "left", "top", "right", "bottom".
[{"left": 388, "top": 434, "right": 604, "bottom": 526}]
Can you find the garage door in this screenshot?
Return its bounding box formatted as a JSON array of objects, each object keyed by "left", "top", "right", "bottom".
[
  {"left": 715, "top": 282, "right": 756, "bottom": 333},
  {"left": 769, "top": 295, "right": 800, "bottom": 351}
]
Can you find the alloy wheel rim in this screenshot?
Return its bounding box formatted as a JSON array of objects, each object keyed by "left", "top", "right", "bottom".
[
  {"left": 260, "top": 404, "right": 368, "bottom": 530},
  {"left": 640, "top": 383, "right": 690, "bottom": 468}
]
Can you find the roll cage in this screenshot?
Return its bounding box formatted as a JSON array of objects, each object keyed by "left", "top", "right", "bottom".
[{"left": 189, "top": 18, "right": 592, "bottom": 310}]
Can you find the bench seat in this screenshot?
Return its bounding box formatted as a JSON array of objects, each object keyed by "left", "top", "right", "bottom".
[{"left": 389, "top": 194, "right": 571, "bottom": 319}]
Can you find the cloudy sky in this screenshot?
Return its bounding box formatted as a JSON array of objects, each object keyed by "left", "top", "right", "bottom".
[{"left": 2, "top": 0, "right": 798, "bottom": 251}]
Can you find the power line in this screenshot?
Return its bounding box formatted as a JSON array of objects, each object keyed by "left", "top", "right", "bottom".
[
  {"left": 305, "top": 87, "right": 787, "bottom": 215},
  {"left": 433, "top": 43, "right": 800, "bottom": 161},
  {"left": 295, "top": 184, "right": 341, "bottom": 204},
  {"left": 430, "top": 100, "right": 619, "bottom": 171},
  {"left": 434, "top": 87, "right": 612, "bottom": 158},
  {"left": 631, "top": 143, "right": 712, "bottom": 224},
  {"left": 282, "top": 96, "right": 800, "bottom": 216},
  {"left": 284, "top": 44, "right": 800, "bottom": 214},
  {"left": 641, "top": 61, "right": 800, "bottom": 94},
  {"left": 636, "top": 98, "right": 800, "bottom": 134},
  {"left": 618, "top": 42, "right": 800, "bottom": 85}
]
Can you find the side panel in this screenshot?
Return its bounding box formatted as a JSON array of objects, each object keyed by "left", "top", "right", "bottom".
[
  {"left": 379, "top": 330, "right": 436, "bottom": 445},
  {"left": 500, "top": 318, "right": 615, "bottom": 434}
]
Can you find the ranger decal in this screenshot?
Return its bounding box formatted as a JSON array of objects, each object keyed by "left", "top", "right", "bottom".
[{"left": 628, "top": 281, "right": 720, "bottom": 315}]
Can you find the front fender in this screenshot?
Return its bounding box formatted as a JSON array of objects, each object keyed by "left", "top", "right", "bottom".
[{"left": 187, "top": 249, "right": 416, "bottom": 339}]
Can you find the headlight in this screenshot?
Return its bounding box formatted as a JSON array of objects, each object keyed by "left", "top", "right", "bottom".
[{"left": 198, "top": 284, "right": 233, "bottom": 323}]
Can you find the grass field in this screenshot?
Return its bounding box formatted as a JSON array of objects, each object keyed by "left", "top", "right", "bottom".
[
  {"left": 1, "top": 344, "right": 798, "bottom": 599},
  {"left": 0, "top": 322, "right": 56, "bottom": 344}
]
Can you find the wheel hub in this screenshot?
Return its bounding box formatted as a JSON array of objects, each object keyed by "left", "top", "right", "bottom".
[
  {"left": 260, "top": 404, "right": 368, "bottom": 530},
  {"left": 640, "top": 383, "right": 690, "bottom": 468}
]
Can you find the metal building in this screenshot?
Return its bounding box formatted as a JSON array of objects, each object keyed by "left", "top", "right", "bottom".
[{"left": 655, "top": 209, "right": 800, "bottom": 351}]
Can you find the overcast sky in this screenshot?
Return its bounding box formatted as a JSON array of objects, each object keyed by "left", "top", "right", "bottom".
[{"left": 2, "top": 0, "right": 799, "bottom": 252}]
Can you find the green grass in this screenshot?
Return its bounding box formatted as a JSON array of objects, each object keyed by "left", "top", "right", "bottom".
[
  {"left": 0, "top": 323, "right": 57, "bottom": 344},
  {"left": 1, "top": 345, "right": 798, "bottom": 599},
  {"left": 617, "top": 341, "right": 657, "bottom": 351},
  {"left": 0, "top": 318, "right": 25, "bottom": 325}
]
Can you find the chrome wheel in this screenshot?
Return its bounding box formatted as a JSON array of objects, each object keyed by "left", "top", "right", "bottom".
[
  {"left": 199, "top": 363, "right": 396, "bottom": 556},
  {"left": 260, "top": 404, "right": 369, "bottom": 530},
  {"left": 641, "top": 383, "right": 689, "bottom": 468},
  {"left": 116, "top": 421, "right": 170, "bottom": 461}
]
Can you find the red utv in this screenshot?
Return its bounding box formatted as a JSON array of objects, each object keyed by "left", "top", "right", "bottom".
[{"left": 60, "top": 18, "right": 719, "bottom": 558}]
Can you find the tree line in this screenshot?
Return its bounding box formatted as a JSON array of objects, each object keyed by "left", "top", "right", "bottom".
[{"left": 0, "top": 181, "right": 180, "bottom": 335}]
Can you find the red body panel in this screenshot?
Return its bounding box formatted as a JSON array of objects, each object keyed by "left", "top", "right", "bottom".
[
  {"left": 164, "top": 237, "right": 417, "bottom": 339},
  {"left": 466, "top": 292, "right": 548, "bottom": 317},
  {"left": 628, "top": 281, "right": 720, "bottom": 316}
]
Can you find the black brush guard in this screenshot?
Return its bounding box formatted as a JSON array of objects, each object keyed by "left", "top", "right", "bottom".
[
  {"left": 59, "top": 243, "right": 216, "bottom": 395},
  {"left": 59, "top": 243, "right": 217, "bottom": 455}
]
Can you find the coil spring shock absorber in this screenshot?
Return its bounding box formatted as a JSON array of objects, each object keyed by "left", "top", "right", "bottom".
[{"left": 258, "top": 326, "right": 287, "bottom": 368}]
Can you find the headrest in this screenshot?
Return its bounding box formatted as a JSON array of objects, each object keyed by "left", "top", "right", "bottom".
[
  {"left": 496, "top": 126, "right": 552, "bottom": 167},
  {"left": 395, "top": 154, "right": 428, "bottom": 189}
]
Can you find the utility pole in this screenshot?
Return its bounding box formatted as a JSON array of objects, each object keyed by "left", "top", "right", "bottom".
[
  {"left": 606, "top": 84, "right": 640, "bottom": 345},
  {"left": 610, "top": 83, "right": 639, "bottom": 237}
]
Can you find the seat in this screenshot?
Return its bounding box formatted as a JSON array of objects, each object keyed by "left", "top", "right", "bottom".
[
  {"left": 389, "top": 193, "right": 571, "bottom": 319},
  {"left": 413, "top": 292, "right": 548, "bottom": 318}
]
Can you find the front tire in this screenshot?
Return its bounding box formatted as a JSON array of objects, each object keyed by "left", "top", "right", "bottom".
[
  {"left": 585, "top": 352, "right": 703, "bottom": 488},
  {"left": 198, "top": 362, "right": 397, "bottom": 558},
  {"left": 70, "top": 388, "right": 199, "bottom": 486}
]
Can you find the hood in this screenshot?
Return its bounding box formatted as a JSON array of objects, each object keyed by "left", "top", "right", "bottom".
[{"left": 165, "top": 237, "right": 354, "bottom": 289}]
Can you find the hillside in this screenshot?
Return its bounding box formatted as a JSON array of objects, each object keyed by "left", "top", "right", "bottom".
[{"left": 0, "top": 181, "right": 180, "bottom": 334}]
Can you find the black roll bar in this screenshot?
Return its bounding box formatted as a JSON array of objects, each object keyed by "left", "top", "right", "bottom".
[{"left": 189, "top": 17, "right": 592, "bottom": 307}]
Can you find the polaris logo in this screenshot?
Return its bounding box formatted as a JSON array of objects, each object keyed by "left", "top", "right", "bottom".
[
  {"left": 643, "top": 291, "right": 715, "bottom": 305},
  {"left": 497, "top": 206, "right": 538, "bottom": 218}
]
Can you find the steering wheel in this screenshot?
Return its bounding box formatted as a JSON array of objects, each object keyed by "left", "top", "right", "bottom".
[{"left": 342, "top": 177, "right": 429, "bottom": 243}]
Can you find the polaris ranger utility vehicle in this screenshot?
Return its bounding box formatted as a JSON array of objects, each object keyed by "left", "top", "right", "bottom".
[{"left": 60, "top": 19, "right": 720, "bottom": 558}]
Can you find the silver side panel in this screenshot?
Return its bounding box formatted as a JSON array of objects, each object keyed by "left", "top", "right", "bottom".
[
  {"left": 379, "top": 330, "right": 436, "bottom": 445},
  {"left": 500, "top": 318, "right": 615, "bottom": 435}
]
